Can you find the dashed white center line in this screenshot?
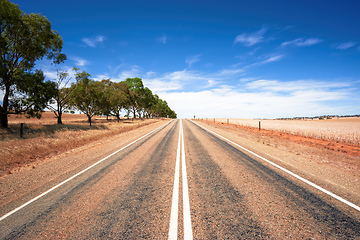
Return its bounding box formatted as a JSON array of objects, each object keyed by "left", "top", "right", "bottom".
[{"left": 169, "top": 120, "right": 193, "bottom": 240}]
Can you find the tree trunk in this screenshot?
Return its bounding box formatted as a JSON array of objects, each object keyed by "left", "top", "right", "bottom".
[
  {"left": 57, "top": 111, "right": 63, "bottom": 124},
  {"left": 0, "top": 112, "right": 8, "bottom": 128},
  {"left": 1, "top": 84, "right": 10, "bottom": 128},
  {"left": 88, "top": 115, "right": 92, "bottom": 126}
]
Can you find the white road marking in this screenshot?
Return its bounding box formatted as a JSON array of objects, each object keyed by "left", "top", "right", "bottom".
[
  {"left": 168, "top": 120, "right": 193, "bottom": 240},
  {"left": 181, "top": 120, "right": 193, "bottom": 240},
  {"left": 0, "top": 120, "right": 173, "bottom": 222},
  {"left": 191, "top": 120, "right": 360, "bottom": 212},
  {"left": 168, "top": 121, "right": 181, "bottom": 240}
]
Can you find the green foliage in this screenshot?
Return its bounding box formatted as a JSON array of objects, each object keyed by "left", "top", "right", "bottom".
[
  {"left": 0, "top": 0, "right": 65, "bottom": 128},
  {"left": 67, "top": 71, "right": 176, "bottom": 122},
  {"left": 125, "top": 77, "right": 144, "bottom": 118},
  {"left": 99, "top": 80, "right": 129, "bottom": 121},
  {"left": 47, "top": 69, "right": 76, "bottom": 124},
  {"left": 69, "top": 71, "right": 104, "bottom": 126}
]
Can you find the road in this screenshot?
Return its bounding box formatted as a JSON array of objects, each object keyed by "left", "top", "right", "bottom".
[{"left": 1, "top": 119, "right": 359, "bottom": 239}]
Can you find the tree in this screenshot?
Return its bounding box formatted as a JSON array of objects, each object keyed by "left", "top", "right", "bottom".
[
  {"left": 105, "top": 81, "right": 129, "bottom": 121},
  {"left": 0, "top": 0, "right": 66, "bottom": 128},
  {"left": 141, "top": 87, "right": 155, "bottom": 118},
  {"left": 47, "top": 69, "right": 76, "bottom": 124},
  {"left": 151, "top": 95, "right": 177, "bottom": 118},
  {"left": 125, "top": 77, "right": 144, "bottom": 118},
  {"left": 70, "top": 71, "right": 103, "bottom": 126}
]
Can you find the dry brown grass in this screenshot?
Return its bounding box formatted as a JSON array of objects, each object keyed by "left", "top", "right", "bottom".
[
  {"left": 200, "top": 118, "right": 360, "bottom": 156},
  {"left": 0, "top": 112, "right": 162, "bottom": 176},
  {"left": 213, "top": 117, "right": 360, "bottom": 146}
]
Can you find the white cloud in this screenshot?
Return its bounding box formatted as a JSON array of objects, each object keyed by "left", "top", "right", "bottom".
[
  {"left": 156, "top": 34, "right": 168, "bottom": 44},
  {"left": 336, "top": 42, "right": 356, "bottom": 50},
  {"left": 246, "top": 79, "right": 350, "bottom": 92},
  {"left": 116, "top": 66, "right": 141, "bottom": 81},
  {"left": 82, "top": 35, "right": 107, "bottom": 47},
  {"left": 70, "top": 57, "right": 89, "bottom": 67},
  {"left": 216, "top": 68, "right": 244, "bottom": 77},
  {"left": 281, "top": 38, "right": 322, "bottom": 47},
  {"left": 243, "top": 54, "right": 284, "bottom": 69},
  {"left": 261, "top": 55, "right": 284, "bottom": 64},
  {"left": 185, "top": 54, "right": 201, "bottom": 67},
  {"left": 158, "top": 80, "right": 354, "bottom": 119},
  {"left": 234, "top": 27, "right": 267, "bottom": 46},
  {"left": 142, "top": 69, "right": 222, "bottom": 93}
]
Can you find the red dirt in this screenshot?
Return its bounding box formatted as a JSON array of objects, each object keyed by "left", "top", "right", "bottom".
[{"left": 202, "top": 120, "right": 360, "bottom": 156}]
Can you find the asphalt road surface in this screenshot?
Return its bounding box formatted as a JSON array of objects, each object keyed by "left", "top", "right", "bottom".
[{"left": 1, "top": 119, "right": 359, "bottom": 239}]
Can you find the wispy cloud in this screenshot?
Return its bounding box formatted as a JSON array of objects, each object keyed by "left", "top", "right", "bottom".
[
  {"left": 234, "top": 27, "right": 267, "bottom": 46},
  {"left": 246, "top": 79, "right": 350, "bottom": 92},
  {"left": 82, "top": 35, "right": 107, "bottom": 47},
  {"left": 261, "top": 55, "right": 284, "bottom": 64},
  {"left": 243, "top": 54, "right": 284, "bottom": 69},
  {"left": 336, "top": 42, "right": 356, "bottom": 50},
  {"left": 281, "top": 38, "right": 322, "bottom": 47},
  {"left": 156, "top": 34, "right": 168, "bottom": 44},
  {"left": 71, "top": 56, "right": 89, "bottom": 67},
  {"left": 185, "top": 54, "right": 201, "bottom": 67},
  {"left": 216, "top": 68, "right": 244, "bottom": 77}
]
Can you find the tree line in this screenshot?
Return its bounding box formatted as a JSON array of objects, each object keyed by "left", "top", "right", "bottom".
[
  {"left": 50, "top": 68, "right": 176, "bottom": 126},
  {"left": 0, "top": 0, "right": 176, "bottom": 128}
]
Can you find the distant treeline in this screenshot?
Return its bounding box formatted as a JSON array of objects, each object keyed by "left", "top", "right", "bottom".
[
  {"left": 48, "top": 68, "right": 177, "bottom": 125},
  {"left": 275, "top": 114, "right": 360, "bottom": 120}
]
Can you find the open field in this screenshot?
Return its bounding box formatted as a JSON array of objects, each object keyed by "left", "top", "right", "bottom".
[
  {"left": 212, "top": 117, "right": 360, "bottom": 146},
  {"left": 0, "top": 112, "right": 164, "bottom": 176}
]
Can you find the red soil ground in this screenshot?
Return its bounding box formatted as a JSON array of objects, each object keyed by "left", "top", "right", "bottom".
[{"left": 202, "top": 120, "right": 360, "bottom": 156}]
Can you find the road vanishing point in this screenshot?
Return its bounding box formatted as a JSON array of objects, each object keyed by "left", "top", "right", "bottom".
[{"left": 1, "top": 119, "right": 359, "bottom": 239}]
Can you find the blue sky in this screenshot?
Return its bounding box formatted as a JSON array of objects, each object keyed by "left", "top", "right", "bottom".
[{"left": 11, "top": 0, "right": 360, "bottom": 119}]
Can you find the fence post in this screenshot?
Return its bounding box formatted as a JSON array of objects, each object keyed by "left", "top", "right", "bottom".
[
  {"left": 259, "top": 121, "right": 261, "bottom": 131},
  {"left": 227, "top": 119, "right": 229, "bottom": 124},
  {"left": 20, "top": 123, "right": 24, "bottom": 138}
]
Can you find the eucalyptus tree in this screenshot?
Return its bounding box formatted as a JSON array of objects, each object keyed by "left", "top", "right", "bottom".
[
  {"left": 125, "top": 77, "right": 144, "bottom": 118},
  {"left": 98, "top": 79, "right": 129, "bottom": 122},
  {"left": 141, "top": 87, "right": 155, "bottom": 118},
  {"left": 47, "top": 68, "right": 77, "bottom": 124},
  {"left": 108, "top": 81, "right": 129, "bottom": 121},
  {"left": 0, "top": 0, "right": 66, "bottom": 128},
  {"left": 70, "top": 71, "right": 103, "bottom": 126}
]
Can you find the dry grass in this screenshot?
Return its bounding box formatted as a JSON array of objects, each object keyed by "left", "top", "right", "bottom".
[
  {"left": 0, "top": 112, "right": 162, "bottom": 176},
  {"left": 213, "top": 117, "right": 360, "bottom": 146}
]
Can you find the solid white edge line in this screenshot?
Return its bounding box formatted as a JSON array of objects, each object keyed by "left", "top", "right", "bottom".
[
  {"left": 0, "top": 120, "right": 173, "bottom": 222},
  {"left": 168, "top": 120, "right": 181, "bottom": 240},
  {"left": 181, "top": 120, "right": 193, "bottom": 240},
  {"left": 190, "top": 120, "right": 360, "bottom": 212}
]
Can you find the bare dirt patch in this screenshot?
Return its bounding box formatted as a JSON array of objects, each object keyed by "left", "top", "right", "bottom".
[
  {"left": 198, "top": 119, "right": 360, "bottom": 179},
  {"left": 0, "top": 112, "right": 163, "bottom": 177},
  {"left": 203, "top": 119, "right": 360, "bottom": 156}
]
